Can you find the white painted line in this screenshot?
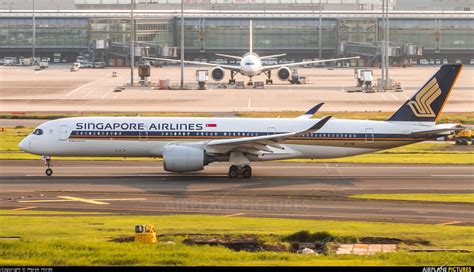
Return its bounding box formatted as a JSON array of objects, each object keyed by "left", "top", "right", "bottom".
[
  {"left": 247, "top": 97, "right": 251, "bottom": 108},
  {"left": 390, "top": 93, "right": 398, "bottom": 100},
  {"left": 11, "top": 206, "right": 37, "bottom": 211},
  {"left": 437, "top": 221, "right": 462, "bottom": 226},
  {"left": 65, "top": 75, "right": 108, "bottom": 97},
  {"left": 224, "top": 213, "right": 245, "bottom": 217},
  {"left": 431, "top": 175, "right": 474, "bottom": 177}
]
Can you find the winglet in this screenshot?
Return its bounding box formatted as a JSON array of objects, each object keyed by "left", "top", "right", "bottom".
[
  {"left": 296, "top": 103, "right": 324, "bottom": 119},
  {"left": 309, "top": 116, "right": 332, "bottom": 131}
]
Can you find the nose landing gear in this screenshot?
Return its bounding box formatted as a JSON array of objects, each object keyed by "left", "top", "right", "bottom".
[
  {"left": 43, "top": 156, "right": 53, "bottom": 176},
  {"left": 228, "top": 165, "right": 252, "bottom": 178}
]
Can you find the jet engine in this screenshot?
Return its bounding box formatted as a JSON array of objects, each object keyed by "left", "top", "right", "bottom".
[
  {"left": 277, "top": 67, "right": 291, "bottom": 81},
  {"left": 162, "top": 145, "right": 205, "bottom": 172},
  {"left": 211, "top": 67, "right": 225, "bottom": 81}
]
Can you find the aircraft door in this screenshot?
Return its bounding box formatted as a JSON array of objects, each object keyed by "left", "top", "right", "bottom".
[
  {"left": 139, "top": 131, "right": 148, "bottom": 141},
  {"left": 365, "top": 128, "right": 374, "bottom": 143},
  {"left": 267, "top": 127, "right": 276, "bottom": 135},
  {"left": 59, "top": 125, "right": 69, "bottom": 141}
]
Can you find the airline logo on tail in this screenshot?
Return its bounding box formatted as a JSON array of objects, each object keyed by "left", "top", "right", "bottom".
[{"left": 407, "top": 78, "right": 442, "bottom": 118}]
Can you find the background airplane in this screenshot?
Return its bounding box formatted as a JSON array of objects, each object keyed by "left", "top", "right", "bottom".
[
  {"left": 145, "top": 20, "right": 359, "bottom": 85},
  {"left": 19, "top": 64, "right": 463, "bottom": 178}
]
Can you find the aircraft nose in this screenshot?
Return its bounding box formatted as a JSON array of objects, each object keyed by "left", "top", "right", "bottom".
[{"left": 18, "top": 137, "right": 30, "bottom": 152}]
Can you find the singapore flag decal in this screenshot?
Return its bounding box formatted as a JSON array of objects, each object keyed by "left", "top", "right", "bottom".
[{"left": 206, "top": 123, "right": 217, "bottom": 128}]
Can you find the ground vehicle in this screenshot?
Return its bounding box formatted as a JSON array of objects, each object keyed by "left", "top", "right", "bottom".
[
  {"left": 435, "top": 59, "right": 441, "bottom": 65},
  {"left": 39, "top": 60, "right": 49, "bottom": 69},
  {"left": 4, "top": 57, "right": 17, "bottom": 66},
  {"left": 470, "top": 59, "right": 474, "bottom": 65},
  {"left": 442, "top": 59, "right": 448, "bottom": 64},
  {"left": 429, "top": 59, "right": 435, "bottom": 64},
  {"left": 93, "top": 61, "right": 106, "bottom": 68},
  {"left": 419, "top": 59, "right": 429, "bottom": 65},
  {"left": 455, "top": 129, "right": 472, "bottom": 145}
]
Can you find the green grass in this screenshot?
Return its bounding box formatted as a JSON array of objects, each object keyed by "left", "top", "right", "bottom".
[
  {"left": 1, "top": 127, "right": 473, "bottom": 163},
  {"left": 350, "top": 194, "right": 474, "bottom": 203},
  {"left": 236, "top": 111, "right": 474, "bottom": 125},
  {"left": 0, "top": 211, "right": 473, "bottom": 266}
]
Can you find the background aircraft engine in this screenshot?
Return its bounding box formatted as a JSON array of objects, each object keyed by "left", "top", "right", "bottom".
[
  {"left": 211, "top": 67, "right": 225, "bottom": 81},
  {"left": 162, "top": 145, "right": 205, "bottom": 172},
  {"left": 277, "top": 67, "right": 291, "bottom": 81}
]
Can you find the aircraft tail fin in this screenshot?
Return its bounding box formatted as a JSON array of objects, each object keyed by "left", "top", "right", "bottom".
[
  {"left": 387, "top": 64, "right": 463, "bottom": 123},
  {"left": 249, "top": 20, "right": 253, "bottom": 55}
]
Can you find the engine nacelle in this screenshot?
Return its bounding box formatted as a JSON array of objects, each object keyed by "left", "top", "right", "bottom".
[
  {"left": 277, "top": 67, "right": 291, "bottom": 81},
  {"left": 162, "top": 145, "right": 205, "bottom": 172},
  {"left": 211, "top": 67, "right": 225, "bottom": 81}
]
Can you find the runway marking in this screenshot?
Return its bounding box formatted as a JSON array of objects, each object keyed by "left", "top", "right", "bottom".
[
  {"left": 247, "top": 97, "right": 251, "bottom": 108},
  {"left": 11, "top": 206, "right": 37, "bottom": 211},
  {"left": 224, "top": 213, "right": 245, "bottom": 217},
  {"left": 58, "top": 196, "right": 109, "bottom": 205},
  {"left": 18, "top": 196, "right": 147, "bottom": 205},
  {"left": 431, "top": 175, "right": 474, "bottom": 177},
  {"left": 65, "top": 75, "right": 108, "bottom": 97},
  {"left": 437, "top": 221, "right": 462, "bottom": 226}
]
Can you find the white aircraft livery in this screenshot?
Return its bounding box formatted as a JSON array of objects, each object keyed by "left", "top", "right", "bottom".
[
  {"left": 19, "top": 64, "right": 463, "bottom": 178},
  {"left": 145, "top": 20, "right": 359, "bottom": 85}
]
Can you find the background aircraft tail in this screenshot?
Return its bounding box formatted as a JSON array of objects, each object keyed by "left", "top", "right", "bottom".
[
  {"left": 249, "top": 20, "right": 253, "bottom": 54},
  {"left": 387, "top": 64, "right": 463, "bottom": 123}
]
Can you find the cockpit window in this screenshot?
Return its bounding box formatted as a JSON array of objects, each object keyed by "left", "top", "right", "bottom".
[
  {"left": 32, "top": 129, "right": 44, "bottom": 135},
  {"left": 245, "top": 62, "right": 254, "bottom": 66}
]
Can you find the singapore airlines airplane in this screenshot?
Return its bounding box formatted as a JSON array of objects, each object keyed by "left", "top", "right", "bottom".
[
  {"left": 145, "top": 20, "right": 359, "bottom": 85},
  {"left": 19, "top": 64, "right": 462, "bottom": 178}
]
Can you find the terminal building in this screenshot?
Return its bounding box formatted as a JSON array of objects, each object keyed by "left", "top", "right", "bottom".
[{"left": 0, "top": 1, "right": 473, "bottom": 63}]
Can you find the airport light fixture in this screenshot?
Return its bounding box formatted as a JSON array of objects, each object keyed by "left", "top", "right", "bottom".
[
  {"left": 130, "top": 0, "right": 135, "bottom": 86},
  {"left": 180, "top": 0, "right": 185, "bottom": 89},
  {"left": 32, "top": 0, "right": 35, "bottom": 62},
  {"left": 319, "top": 0, "right": 322, "bottom": 60}
]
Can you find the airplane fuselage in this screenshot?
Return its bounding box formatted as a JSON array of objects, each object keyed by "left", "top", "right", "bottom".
[
  {"left": 19, "top": 116, "right": 439, "bottom": 162},
  {"left": 239, "top": 54, "right": 262, "bottom": 77}
]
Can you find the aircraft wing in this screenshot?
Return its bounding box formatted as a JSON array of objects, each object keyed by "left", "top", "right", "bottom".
[
  {"left": 204, "top": 116, "right": 332, "bottom": 155},
  {"left": 261, "top": 56, "right": 360, "bottom": 71},
  {"left": 143, "top": 57, "right": 240, "bottom": 71}
]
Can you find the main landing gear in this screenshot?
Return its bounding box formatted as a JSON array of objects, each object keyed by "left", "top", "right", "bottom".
[
  {"left": 228, "top": 71, "right": 236, "bottom": 84},
  {"left": 264, "top": 71, "right": 273, "bottom": 85},
  {"left": 228, "top": 165, "right": 252, "bottom": 178},
  {"left": 44, "top": 156, "right": 53, "bottom": 176}
]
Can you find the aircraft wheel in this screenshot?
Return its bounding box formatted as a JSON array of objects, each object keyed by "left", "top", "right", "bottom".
[
  {"left": 241, "top": 165, "right": 252, "bottom": 178},
  {"left": 228, "top": 165, "right": 239, "bottom": 178},
  {"left": 45, "top": 168, "right": 53, "bottom": 176}
]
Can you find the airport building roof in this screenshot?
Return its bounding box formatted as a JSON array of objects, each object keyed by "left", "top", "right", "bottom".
[{"left": 1, "top": 10, "right": 473, "bottom": 19}]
